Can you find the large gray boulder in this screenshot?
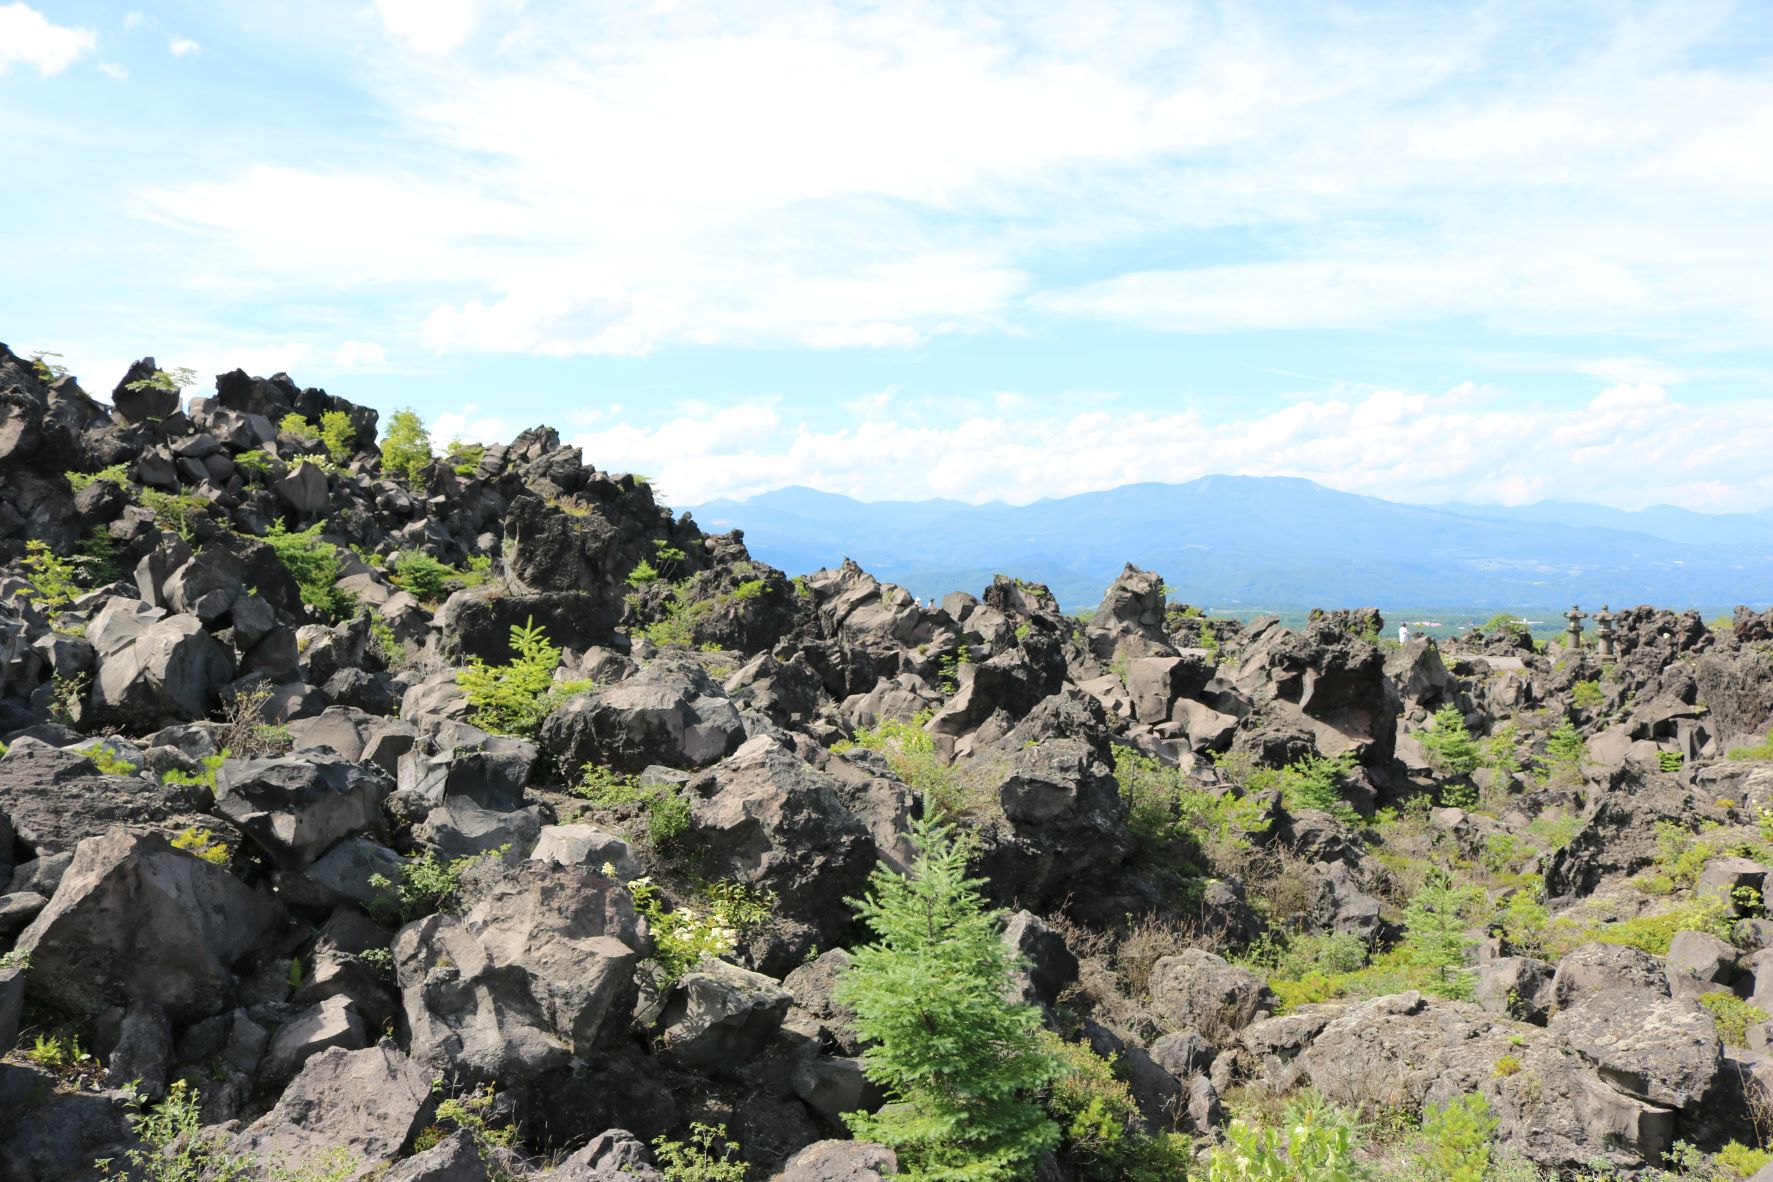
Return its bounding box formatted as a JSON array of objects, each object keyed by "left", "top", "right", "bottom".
[
  {"left": 87, "top": 597, "right": 234, "bottom": 726},
  {"left": 16, "top": 828, "right": 284, "bottom": 1023},
  {"left": 1241, "top": 992, "right": 1675, "bottom": 1170},
  {"left": 684, "top": 736, "right": 874, "bottom": 971},
  {"left": 234, "top": 1043, "right": 434, "bottom": 1176},
  {"left": 654, "top": 957, "right": 793, "bottom": 1071},
  {"left": 542, "top": 657, "right": 746, "bottom": 775},
  {"left": 394, "top": 862, "right": 646, "bottom": 1084},
  {"left": 1549, "top": 988, "right": 1722, "bottom": 1109},
  {"left": 0, "top": 737, "right": 212, "bottom": 857},
  {"left": 215, "top": 754, "right": 391, "bottom": 870},
  {"left": 1149, "top": 949, "right": 1276, "bottom": 1038},
  {"left": 772, "top": 1141, "right": 898, "bottom": 1182}
]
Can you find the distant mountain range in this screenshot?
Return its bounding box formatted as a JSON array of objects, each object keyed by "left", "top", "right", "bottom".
[{"left": 687, "top": 477, "right": 1773, "bottom": 614}]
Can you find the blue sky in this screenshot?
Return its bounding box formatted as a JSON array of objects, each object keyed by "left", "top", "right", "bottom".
[{"left": 4, "top": 1, "right": 1772, "bottom": 510}]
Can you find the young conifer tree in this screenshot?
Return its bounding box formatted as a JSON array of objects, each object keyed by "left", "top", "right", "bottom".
[{"left": 837, "top": 818, "right": 1059, "bottom": 1182}]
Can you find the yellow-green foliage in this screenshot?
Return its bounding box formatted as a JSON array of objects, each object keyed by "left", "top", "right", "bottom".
[
  {"left": 836, "top": 713, "right": 992, "bottom": 821},
  {"left": 626, "top": 876, "right": 773, "bottom": 982},
  {"left": 1206, "top": 1095, "right": 1362, "bottom": 1182},
  {"left": 1716, "top": 1142, "right": 1773, "bottom": 1180},
  {"left": 1729, "top": 731, "right": 1773, "bottom": 762},
  {"left": 574, "top": 764, "right": 691, "bottom": 851},
  {"left": 1416, "top": 1093, "right": 1496, "bottom": 1182},
  {"left": 1571, "top": 679, "right": 1605, "bottom": 710},
  {"left": 1700, "top": 990, "right": 1768, "bottom": 1047},
  {"left": 65, "top": 462, "right": 131, "bottom": 492},
  {"left": 380, "top": 407, "right": 433, "bottom": 484},
  {"left": 1536, "top": 720, "right": 1586, "bottom": 785},
  {"left": 1420, "top": 705, "right": 1481, "bottom": 778},
  {"left": 86, "top": 745, "right": 138, "bottom": 776},
  {"left": 1042, "top": 1033, "right": 1191, "bottom": 1182},
  {"left": 456, "top": 617, "right": 591, "bottom": 737},
  {"left": 171, "top": 826, "right": 230, "bottom": 865},
  {"left": 1114, "top": 748, "right": 1269, "bottom": 872},
  {"left": 318, "top": 410, "right": 355, "bottom": 464},
  {"left": 263, "top": 522, "right": 354, "bottom": 620},
  {"left": 138, "top": 489, "right": 214, "bottom": 541},
  {"left": 653, "top": 1123, "right": 746, "bottom": 1182},
  {"left": 367, "top": 847, "right": 504, "bottom": 923},
  {"left": 414, "top": 1085, "right": 517, "bottom": 1166},
  {"left": 279, "top": 412, "right": 319, "bottom": 441},
  {"left": 18, "top": 539, "right": 82, "bottom": 609}
]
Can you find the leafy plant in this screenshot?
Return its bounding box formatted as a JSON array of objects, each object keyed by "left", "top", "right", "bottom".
[
  {"left": 1571, "top": 680, "right": 1605, "bottom": 710},
  {"left": 627, "top": 558, "right": 661, "bottom": 586},
  {"left": 1728, "top": 731, "right": 1773, "bottom": 762},
  {"left": 1659, "top": 750, "right": 1684, "bottom": 773},
  {"left": 1537, "top": 720, "right": 1586, "bottom": 785},
  {"left": 65, "top": 462, "right": 131, "bottom": 492},
  {"left": 380, "top": 407, "right": 433, "bottom": 484},
  {"left": 264, "top": 522, "right": 353, "bottom": 620},
  {"left": 18, "top": 538, "right": 82, "bottom": 610},
  {"left": 0, "top": 948, "right": 30, "bottom": 971},
  {"left": 456, "top": 617, "right": 591, "bottom": 737},
  {"left": 626, "top": 876, "right": 773, "bottom": 982},
  {"left": 836, "top": 714, "right": 993, "bottom": 821},
  {"left": 123, "top": 365, "right": 199, "bottom": 396},
  {"left": 368, "top": 847, "right": 503, "bottom": 922},
  {"left": 1042, "top": 1032, "right": 1192, "bottom": 1182},
  {"left": 1417, "top": 1092, "right": 1496, "bottom": 1182},
  {"left": 1420, "top": 705, "right": 1480, "bottom": 778},
  {"left": 279, "top": 412, "right": 319, "bottom": 442},
  {"left": 171, "top": 825, "right": 230, "bottom": 865},
  {"left": 390, "top": 551, "right": 461, "bottom": 602},
  {"left": 1399, "top": 870, "right": 1480, "bottom": 997},
  {"left": 86, "top": 745, "right": 138, "bottom": 776},
  {"left": 318, "top": 409, "right": 356, "bottom": 464},
  {"left": 29, "top": 350, "right": 70, "bottom": 384},
  {"left": 98, "top": 1080, "right": 252, "bottom": 1182},
  {"left": 413, "top": 1085, "right": 518, "bottom": 1172},
  {"left": 447, "top": 441, "right": 486, "bottom": 476},
  {"left": 733, "top": 578, "right": 765, "bottom": 600},
  {"left": 139, "top": 489, "right": 214, "bottom": 541},
  {"left": 653, "top": 1123, "right": 746, "bottom": 1182},
  {"left": 837, "top": 818, "right": 1060, "bottom": 1181},
  {"left": 1204, "top": 1095, "right": 1361, "bottom": 1182},
  {"left": 1700, "top": 990, "right": 1768, "bottom": 1047}
]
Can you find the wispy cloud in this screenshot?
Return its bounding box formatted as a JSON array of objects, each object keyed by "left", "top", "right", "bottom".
[
  {"left": 120, "top": 1, "right": 1773, "bottom": 360},
  {"left": 167, "top": 35, "right": 200, "bottom": 56},
  {"left": 561, "top": 382, "right": 1773, "bottom": 514}
]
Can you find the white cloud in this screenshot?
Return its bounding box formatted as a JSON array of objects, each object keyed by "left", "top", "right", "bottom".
[
  {"left": 433, "top": 404, "right": 512, "bottom": 445},
  {"left": 564, "top": 383, "right": 1773, "bottom": 515},
  {"left": 99, "top": 61, "right": 127, "bottom": 81},
  {"left": 374, "top": 0, "right": 519, "bottom": 55},
  {"left": 114, "top": 1, "right": 1773, "bottom": 359},
  {"left": 331, "top": 340, "right": 387, "bottom": 370},
  {"left": 123, "top": 11, "right": 145, "bottom": 30},
  {"left": 0, "top": 4, "right": 96, "bottom": 75},
  {"left": 167, "top": 35, "right": 199, "bottom": 56}
]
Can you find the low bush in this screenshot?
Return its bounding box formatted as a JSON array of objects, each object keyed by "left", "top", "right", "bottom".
[{"left": 456, "top": 617, "right": 591, "bottom": 737}]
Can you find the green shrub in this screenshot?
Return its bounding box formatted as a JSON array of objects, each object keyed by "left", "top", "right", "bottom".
[
  {"left": 1232, "top": 752, "right": 1359, "bottom": 822},
  {"left": 1416, "top": 1092, "right": 1496, "bottom": 1182},
  {"left": 139, "top": 489, "right": 214, "bottom": 541},
  {"left": 627, "top": 559, "right": 661, "bottom": 586},
  {"left": 574, "top": 765, "right": 693, "bottom": 852},
  {"left": 836, "top": 714, "right": 993, "bottom": 821},
  {"left": 1043, "top": 1033, "right": 1191, "bottom": 1182},
  {"left": 170, "top": 825, "right": 230, "bottom": 865},
  {"left": 1571, "top": 680, "right": 1605, "bottom": 710},
  {"left": 122, "top": 365, "right": 198, "bottom": 396},
  {"left": 456, "top": 617, "right": 591, "bottom": 737},
  {"left": 1537, "top": 720, "right": 1586, "bottom": 785},
  {"left": 1205, "top": 1095, "right": 1361, "bottom": 1182},
  {"left": 627, "top": 876, "right": 773, "bottom": 983},
  {"left": 65, "top": 462, "right": 131, "bottom": 492},
  {"left": 838, "top": 818, "right": 1060, "bottom": 1180},
  {"left": 18, "top": 538, "right": 82, "bottom": 610},
  {"left": 317, "top": 410, "right": 356, "bottom": 464},
  {"left": 263, "top": 522, "right": 354, "bottom": 620},
  {"left": 1699, "top": 990, "right": 1768, "bottom": 1047},
  {"left": 1401, "top": 872, "right": 1479, "bottom": 986},
  {"left": 413, "top": 1084, "right": 517, "bottom": 1167},
  {"left": 368, "top": 847, "right": 502, "bottom": 922},
  {"left": 1729, "top": 731, "right": 1773, "bottom": 762},
  {"left": 1114, "top": 748, "right": 1268, "bottom": 872},
  {"left": 1716, "top": 1141, "right": 1773, "bottom": 1180},
  {"left": 162, "top": 753, "right": 225, "bottom": 792},
  {"left": 97, "top": 1080, "right": 253, "bottom": 1182},
  {"left": 1659, "top": 750, "right": 1684, "bottom": 773},
  {"left": 86, "top": 745, "right": 138, "bottom": 776},
  {"left": 733, "top": 578, "right": 766, "bottom": 599},
  {"left": 1420, "top": 705, "right": 1480, "bottom": 778},
  {"left": 1481, "top": 613, "right": 1530, "bottom": 639},
  {"left": 280, "top": 412, "right": 319, "bottom": 441},
  {"left": 653, "top": 1123, "right": 746, "bottom": 1182},
  {"left": 379, "top": 407, "right": 433, "bottom": 484},
  {"left": 390, "top": 550, "right": 460, "bottom": 602}
]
